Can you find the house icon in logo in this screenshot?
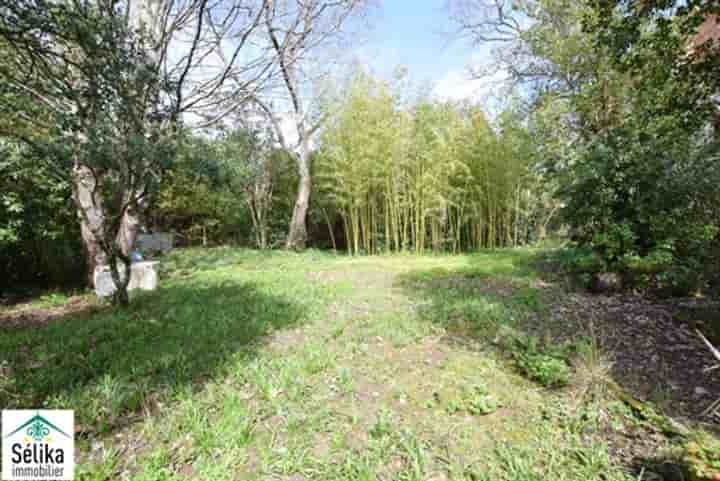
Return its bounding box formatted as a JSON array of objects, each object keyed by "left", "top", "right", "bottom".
[{"left": 4, "top": 412, "right": 71, "bottom": 442}]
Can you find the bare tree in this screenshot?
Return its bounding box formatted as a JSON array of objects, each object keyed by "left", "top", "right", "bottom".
[
  {"left": 448, "top": 0, "right": 523, "bottom": 44},
  {"left": 446, "top": 0, "right": 590, "bottom": 97},
  {"left": 260, "top": 0, "right": 369, "bottom": 250}
]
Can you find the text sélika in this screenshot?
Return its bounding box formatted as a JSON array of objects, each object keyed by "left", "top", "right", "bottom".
[{"left": 11, "top": 443, "right": 65, "bottom": 464}]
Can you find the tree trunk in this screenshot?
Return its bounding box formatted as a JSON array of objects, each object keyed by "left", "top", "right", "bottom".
[
  {"left": 116, "top": 201, "right": 143, "bottom": 257},
  {"left": 80, "top": 221, "right": 105, "bottom": 287},
  {"left": 321, "top": 208, "right": 337, "bottom": 251},
  {"left": 108, "top": 248, "right": 131, "bottom": 307},
  {"left": 73, "top": 165, "right": 107, "bottom": 287},
  {"left": 286, "top": 139, "right": 312, "bottom": 250}
]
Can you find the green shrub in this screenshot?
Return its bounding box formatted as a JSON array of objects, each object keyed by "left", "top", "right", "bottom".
[
  {"left": 443, "top": 384, "right": 501, "bottom": 416},
  {"left": 621, "top": 248, "right": 672, "bottom": 275},
  {"left": 516, "top": 352, "right": 570, "bottom": 387},
  {"left": 619, "top": 248, "right": 673, "bottom": 290},
  {"left": 467, "top": 393, "right": 500, "bottom": 415},
  {"left": 555, "top": 248, "right": 606, "bottom": 274},
  {"left": 590, "top": 223, "right": 637, "bottom": 267},
  {"left": 655, "top": 264, "right": 704, "bottom": 297},
  {"left": 503, "top": 335, "right": 572, "bottom": 388}
]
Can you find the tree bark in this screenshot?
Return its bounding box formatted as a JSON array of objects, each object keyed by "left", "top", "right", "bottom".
[
  {"left": 79, "top": 220, "right": 105, "bottom": 287},
  {"left": 73, "top": 165, "right": 107, "bottom": 287},
  {"left": 286, "top": 136, "right": 312, "bottom": 250},
  {"left": 107, "top": 248, "right": 131, "bottom": 306},
  {"left": 116, "top": 198, "right": 144, "bottom": 257}
]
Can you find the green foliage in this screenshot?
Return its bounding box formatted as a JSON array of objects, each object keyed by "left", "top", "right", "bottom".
[
  {"left": 589, "top": 223, "right": 637, "bottom": 267},
  {"left": 505, "top": 335, "right": 572, "bottom": 388},
  {"left": 494, "top": 0, "right": 720, "bottom": 295},
  {"left": 464, "top": 384, "right": 501, "bottom": 416},
  {"left": 154, "top": 133, "right": 247, "bottom": 246},
  {"left": 34, "top": 292, "right": 72, "bottom": 309},
  {"left": 556, "top": 248, "right": 607, "bottom": 275},
  {"left": 684, "top": 432, "right": 720, "bottom": 481},
  {"left": 316, "top": 71, "right": 545, "bottom": 255},
  {"left": 152, "top": 129, "right": 298, "bottom": 248},
  {"left": 560, "top": 114, "right": 720, "bottom": 293},
  {"left": 439, "top": 383, "right": 501, "bottom": 416},
  {"left": 0, "top": 140, "right": 84, "bottom": 290}
]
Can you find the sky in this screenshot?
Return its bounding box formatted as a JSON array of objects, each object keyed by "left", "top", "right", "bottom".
[
  {"left": 352, "top": 1, "right": 502, "bottom": 103},
  {"left": 265, "top": 1, "right": 507, "bottom": 147},
  {"left": 180, "top": 1, "right": 506, "bottom": 140}
]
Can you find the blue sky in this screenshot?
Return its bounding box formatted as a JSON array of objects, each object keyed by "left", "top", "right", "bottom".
[{"left": 353, "top": 1, "right": 500, "bottom": 102}]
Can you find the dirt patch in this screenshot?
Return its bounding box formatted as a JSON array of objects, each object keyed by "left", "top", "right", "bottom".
[
  {"left": 0, "top": 296, "right": 103, "bottom": 329},
  {"left": 267, "top": 328, "right": 306, "bottom": 353},
  {"left": 535, "top": 290, "right": 720, "bottom": 429}
]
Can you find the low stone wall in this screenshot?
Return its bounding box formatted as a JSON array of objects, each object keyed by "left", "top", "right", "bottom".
[{"left": 94, "top": 261, "right": 160, "bottom": 298}]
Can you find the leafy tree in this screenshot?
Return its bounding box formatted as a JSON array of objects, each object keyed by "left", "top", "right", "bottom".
[
  {"left": 152, "top": 128, "right": 298, "bottom": 249},
  {"left": 450, "top": 0, "right": 720, "bottom": 293}
]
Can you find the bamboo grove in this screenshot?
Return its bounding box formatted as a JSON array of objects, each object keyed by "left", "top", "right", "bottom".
[{"left": 316, "top": 72, "right": 543, "bottom": 255}]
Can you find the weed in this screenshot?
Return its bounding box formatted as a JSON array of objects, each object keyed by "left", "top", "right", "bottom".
[
  {"left": 572, "top": 336, "right": 614, "bottom": 403},
  {"left": 442, "top": 384, "right": 501, "bottom": 416},
  {"left": 684, "top": 431, "right": 720, "bottom": 480},
  {"left": 467, "top": 394, "right": 500, "bottom": 415},
  {"left": 369, "top": 408, "right": 395, "bottom": 439},
  {"left": 36, "top": 292, "right": 72, "bottom": 308},
  {"left": 503, "top": 335, "right": 572, "bottom": 387}
]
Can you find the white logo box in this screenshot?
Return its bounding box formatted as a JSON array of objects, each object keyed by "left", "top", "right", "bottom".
[{"left": 2, "top": 410, "right": 74, "bottom": 480}]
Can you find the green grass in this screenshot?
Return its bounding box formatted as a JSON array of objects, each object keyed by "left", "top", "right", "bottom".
[{"left": 0, "top": 247, "right": 685, "bottom": 480}]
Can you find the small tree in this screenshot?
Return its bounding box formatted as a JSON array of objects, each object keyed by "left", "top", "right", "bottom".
[
  {"left": 217, "top": 127, "right": 276, "bottom": 249},
  {"left": 0, "top": 0, "right": 274, "bottom": 304}
]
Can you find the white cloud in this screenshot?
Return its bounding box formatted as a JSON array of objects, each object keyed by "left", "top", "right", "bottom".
[{"left": 432, "top": 68, "right": 508, "bottom": 104}]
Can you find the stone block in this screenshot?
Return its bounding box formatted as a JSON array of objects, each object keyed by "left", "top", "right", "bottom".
[{"left": 94, "top": 261, "right": 159, "bottom": 298}]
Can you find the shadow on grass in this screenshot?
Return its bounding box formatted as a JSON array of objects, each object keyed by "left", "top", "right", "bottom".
[
  {"left": 396, "top": 249, "right": 555, "bottom": 342},
  {"left": 0, "top": 278, "right": 306, "bottom": 433}
]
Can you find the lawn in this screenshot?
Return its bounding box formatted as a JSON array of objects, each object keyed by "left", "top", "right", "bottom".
[{"left": 0, "top": 248, "right": 713, "bottom": 480}]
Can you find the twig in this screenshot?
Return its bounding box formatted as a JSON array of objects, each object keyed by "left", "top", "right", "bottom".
[
  {"left": 696, "top": 328, "right": 720, "bottom": 372},
  {"left": 696, "top": 329, "right": 720, "bottom": 418},
  {"left": 701, "top": 397, "right": 720, "bottom": 418}
]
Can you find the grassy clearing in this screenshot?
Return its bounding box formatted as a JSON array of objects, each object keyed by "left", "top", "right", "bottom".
[{"left": 0, "top": 247, "right": 700, "bottom": 480}]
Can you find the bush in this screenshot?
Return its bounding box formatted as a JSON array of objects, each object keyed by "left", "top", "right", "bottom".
[
  {"left": 552, "top": 247, "right": 606, "bottom": 274},
  {"left": 621, "top": 248, "right": 673, "bottom": 276},
  {"left": 590, "top": 223, "right": 637, "bottom": 268},
  {"left": 553, "top": 244, "right": 712, "bottom": 297},
  {"left": 503, "top": 335, "right": 572, "bottom": 388},
  {"left": 517, "top": 352, "right": 571, "bottom": 387},
  {"left": 655, "top": 264, "right": 704, "bottom": 298}
]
